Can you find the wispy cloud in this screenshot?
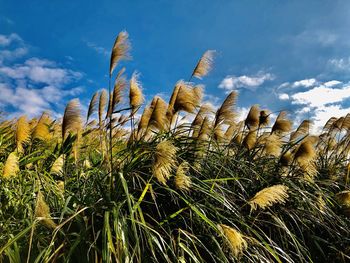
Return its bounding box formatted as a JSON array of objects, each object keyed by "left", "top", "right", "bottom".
[
  {"left": 219, "top": 72, "right": 274, "bottom": 92},
  {"left": 85, "top": 41, "right": 109, "bottom": 57},
  {"left": 0, "top": 33, "right": 21, "bottom": 46}
]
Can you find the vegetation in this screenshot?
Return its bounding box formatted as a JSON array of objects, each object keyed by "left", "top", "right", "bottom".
[{"left": 1, "top": 31, "right": 350, "bottom": 262}]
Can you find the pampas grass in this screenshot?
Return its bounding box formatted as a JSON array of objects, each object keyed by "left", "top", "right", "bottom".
[
  {"left": 218, "top": 224, "right": 247, "bottom": 257},
  {"left": 35, "top": 191, "right": 57, "bottom": 229},
  {"left": 16, "top": 116, "right": 30, "bottom": 153},
  {"left": 175, "top": 161, "right": 191, "bottom": 191},
  {"left": 214, "top": 91, "right": 237, "bottom": 128},
  {"left": 62, "top": 99, "right": 82, "bottom": 139},
  {"left": 245, "top": 105, "right": 260, "bottom": 130},
  {"left": 153, "top": 140, "right": 177, "bottom": 184},
  {"left": 87, "top": 91, "right": 99, "bottom": 123},
  {"left": 191, "top": 50, "right": 215, "bottom": 79},
  {"left": 2, "top": 152, "right": 19, "bottom": 178},
  {"left": 109, "top": 31, "right": 130, "bottom": 76},
  {"left": 129, "top": 72, "right": 144, "bottom": 115},
  {"left": 249, "top": 185, "right": 289, "bottom": 210},
  {"left": 32, "top": 112, "right": 51, "bottom": 141}
]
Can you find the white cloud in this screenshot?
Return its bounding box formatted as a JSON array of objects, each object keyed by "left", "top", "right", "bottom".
[
  {"left": 289, "top": 82, "right": 350, "bottom": 131},
  {"left": 219, "top": 72, "right": 274, "bottom": 91},
  {"left": 324, "top": 80, "right": 342, "bottom": 87},
  {"left": 291, "top": 84, "right": 350, "bottom": 108},
  {"left": 278, "top": 93, "right": 289, "bottom": 100},
  {"left": 292, "top": 78, "right": 317, "bottom": 88},
  {"left": 0, "top": 33, "right": 84, "bottom": 117},
  {"left": 0, "top": 33, "right": 21, "bottom": 46},
  {"left": 312, "top": 105, "right": 350, "bottom": 132},
  {"left": 0, "top": 57, "right": 82, "bottom": 86}
]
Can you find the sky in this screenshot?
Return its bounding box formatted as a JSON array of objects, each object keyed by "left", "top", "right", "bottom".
[{"left": 1, "top": 0, "right": 350, "bottom": 130}]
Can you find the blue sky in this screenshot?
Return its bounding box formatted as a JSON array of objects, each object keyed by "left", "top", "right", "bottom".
[{"left": 1, "top": 0, "right": 350, "bottom": 129}]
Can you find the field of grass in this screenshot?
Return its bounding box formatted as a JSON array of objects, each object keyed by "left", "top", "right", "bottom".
[{"left": 1, "top": 31, "right": 350, "bottom": 262}]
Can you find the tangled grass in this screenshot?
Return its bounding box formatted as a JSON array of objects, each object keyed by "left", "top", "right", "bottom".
[{"left": 1, "top": 31, "right": 350, "bottom": 263}]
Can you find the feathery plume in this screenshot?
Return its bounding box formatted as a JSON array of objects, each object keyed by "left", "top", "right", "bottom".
[
  {"left": 109, "top": 31, "right": 130, "bottom": 76},
  {"left": 242, "top": 130, "right": 257, "bottom": 150},
  {"left": 218, "top": 224, "right": 247, "bottom": 257},
  {"left": 32, "top": 112, "right": 51, "bottom": 141},
  {"left": 153, "top": 140, "right": 177, "bottom": 184},
  {"left": 191, "top": 104, "right": 213, "bottom": 137},
  {"left": 149, "top": 97, "right": 169, "bottom": 131},
  {"left": 62, "top": 99, "right": 82, "bottom": 139},
  {"left": 249, "top": 185, "right": 289, "bottom": 210},
  {"left": 263, "top": 134, "right": 282, "bottom": 157},
  {"left": 107, "top": 71, "right": 127, "bottom": 118},
  {"left": 16, "top": 115, "right": 30, "bottom": 153},
  {"left": 245, "top": 105, "right": 260, "bottom": 130},
  {"left": 294, "top": 139, "right": 317, "bottom": 178},
  {"left": 173, "top": 81, "right": 203, "bottom": 114},
  {"left": 98, "top": 89, "right": 108, "bottom": 128},
  {"left": 191, "top": 50, "right": 215, "bottom": 79},
  {"left": 197, "top": 117, "right": 211, "bottom": 141},
  {"left": 2, "top": 152, "right": 19, "bottom": 178},
  {"left": 35, "top": 191, "right": 57, "bottom": 229},
  {"left": 214, "top": 91, "right": 237, "bottom": 128},
  {"left": 86, "top": 91, "right": 99, "bottom": 123},
  {"left": 129, "top": 72, "right": 144, "bottom": 115},
  {"left": 271, "top": 111, "right": 292, "bottom": 134},
  {"left": 175, "top": 161, "right": 191, "bottom": 191},
  {"left": 290, "top": 120, "right": 311, "bottom": 141}
]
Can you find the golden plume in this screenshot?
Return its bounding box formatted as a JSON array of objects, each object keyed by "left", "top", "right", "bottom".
[
  {"left": 294, "top": 139, "right": 317, "bottom": 178},
  {"left": 271, "top": 111, "right": 292, "bottom": 134},
  {"left": 191, "top": 50, "right": 215, "bottom": 79},
  {"left": 248, "top": 185, "right": 289, "bottom": 210},
  {"left": 2, "top": 152, "right": 19, "bottom": 178},
  {"left": 107, "top": 70, "right": 127, "bottom": 118},
  {"left": 50, "top": 155, "right": 64, "bottom": 175},
  {"left": 98, "top": 89, "right": 108, "bottom": 128},
  {"left": 322, "top": 117, "right": 338, "bottom": 132},
  {"left": 32, "top": 112, "right": 51, "bottom": 141},
  {"left": 148, "top": 97, "right": 169, "bottom": 131},
  {"left": 129, "top": 72, "right": 144, "bottom": 115},
  {"left": 218, "top": 224, "right": 247, "bottom": 257},
  {"left": 109, "top": 31, "right": 130, "bottom": 76},
  {"left": 153, "top": 140, "right": 177, "bottom": 184},
  {"left": 35, "top": 191, "right": 57, "bottom": 229},
  {"left": 62, "top": 99, "right": 82, "bottom": 139},
  {"left": 245, "top": 105, "right": 260, "bottom": 130},
  {"left": 86, "top": 91, "right": 99, "bottom": 123},
  {"left": 263, "top": 134, "right": 282, "bottom": 157},
  {"left": 197, "top": 117, "right": 211, "bottom": 141},
  {"left": 173, "top": 81, "right": 203, "bottom": 114},
  {"left": 290, "top": 120, "right": 311, "bottom": 141},
  {"left": 214, "top": 91, "right": 237, "bottom": 128},
  {"left": 191, "top": 104, "right": 213, "bottom": 137},
  {"left": 242, "top": 130, "right": 257, "bottom": 150},
  {"left": 16, "top": 115, "right": 31, "bottom": 153},
  {"left": 166, "top": 84, "right": 181, "bottom": 122},
  {"left": 175, "top": 161, "right": 191, "bottom": 191}
]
